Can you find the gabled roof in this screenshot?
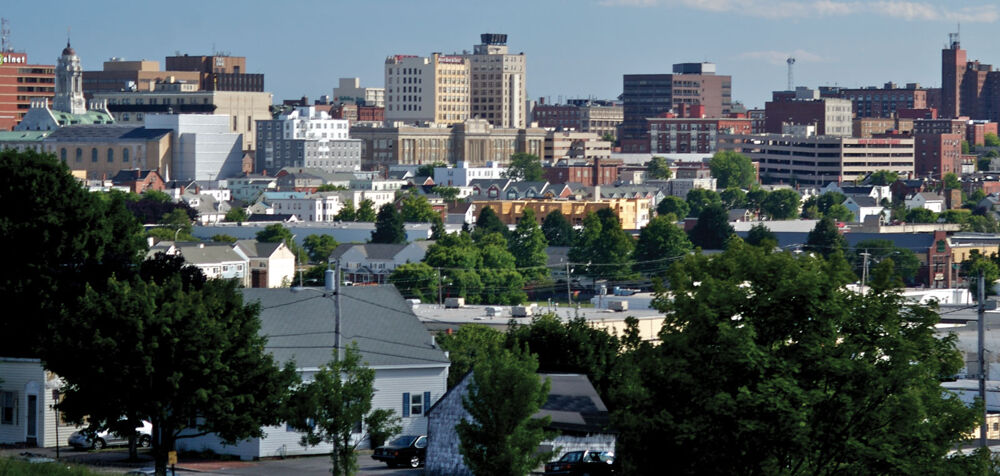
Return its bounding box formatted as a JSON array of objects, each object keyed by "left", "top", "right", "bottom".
[
  {"left": 244, "top": 286, "right": 450, "bottom": 369},
  {"left": 51, "top": 109, "right": 114, "bottom": 126},
  {"left": 330, "top": 243, "right": 413, "bottom": 261},
  {"left": 174, "top": 242, "right": 246, "bottom": 265},
  {"left": 244, "top": 213, "right": 297, "bottom": 223},
  {"left": 469, "top": 178, "right": 511, "bottom": 191},
  {"left": 234, "top": 239, "right": 284, "bottom": 258},
  {"left": 844, "top": 195, "right": 879, "bottom": 207}
]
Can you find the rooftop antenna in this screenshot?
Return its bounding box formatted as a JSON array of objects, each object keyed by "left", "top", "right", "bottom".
[
  {"left": 786, "top": 57, "right": 796, "bottom": 91},
  {"left": 1, "top": 18, "right": 10, "bottom": 53}
]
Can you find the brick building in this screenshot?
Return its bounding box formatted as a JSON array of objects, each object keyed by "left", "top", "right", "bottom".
[
  {"left": 764, "top": 88, "right": 853, "bottom": 136},
  {"left": 0, "top": 51, "right": 54, "bottom": 130},
  {"left": 542, "top": 158, "right": 620, "bottom": 186},
  {"left": 647, "top": 115, "right": 752, "bottom": 153},
  {"left": 835, "top": 83, "right": 928, "bottom": 118},
  {"left": 913, "top": 133, "right": 962, "bottom": 179},
  {"left": 164, "top": 54, "right": 264, "bottom": 92}
]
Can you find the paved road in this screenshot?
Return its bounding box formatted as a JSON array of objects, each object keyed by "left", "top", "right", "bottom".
[{"left": 176, "top": 454, "right": 423, "bottom": 475}]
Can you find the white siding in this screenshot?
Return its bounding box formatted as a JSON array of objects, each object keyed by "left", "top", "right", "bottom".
[
  {"left": 175, "top": 432, "right": 261, "bottom": 461},
  {"left": 0, "top": 359, "right": 83, "bottom": 448}
]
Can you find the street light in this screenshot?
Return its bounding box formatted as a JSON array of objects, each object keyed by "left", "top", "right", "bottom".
[{"left": 291, "top": 259, "right": 341, "bottom": 361}]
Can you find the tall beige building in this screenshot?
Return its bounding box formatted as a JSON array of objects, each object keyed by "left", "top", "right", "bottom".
[
  {"left": 384, "top": 54, "right": 469, "bottom": 125},
  {"left": 463, "top": 34, "right": 526, "bottom": 129}
]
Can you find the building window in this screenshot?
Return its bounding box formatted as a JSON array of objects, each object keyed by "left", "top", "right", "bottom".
[
  {"left": 75, "top": 148, "right": 82, "bottom": 162},
  {"left": 107, "top": 148, "right": 114, "bottom": 162},
  {"left": 123, "top": 148, "right": 130, "bottom": 163},
  {"left": 0, "top": 391, "right": 16, "bottom": 425},
  {"left": 402, "top": 392, "right": 429, "bottom": 417},
  {"left": 91, "top": 148, "right": 98, "bottom": 162},
  {"left": 60, "top": 148, "right": 66, "bottom": 163}
]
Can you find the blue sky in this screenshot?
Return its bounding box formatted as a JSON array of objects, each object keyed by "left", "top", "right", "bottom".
[{"left": 6, "top": 0, "right": 1000, "bottom": 108}]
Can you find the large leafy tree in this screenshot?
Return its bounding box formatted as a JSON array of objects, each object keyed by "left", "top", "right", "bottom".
[
  {"left": 569, "top": 209, "right": 635, "bottom": 280},
  {"left": 850, "top": 239, "right": 922, "bottom": 285},
  {"left": 744, "top": 223, "right": 778, "bottom": 249},
  {"left": 614, "top": 242, "right": 984, "bottom": 474},
  {"left": 0, "top": 150, "right": 146, "bottom": 357},
  {"left": 759, "top": 189, "right": 801, "bottom": 220},
  {"left": 400, "top": 192, "right": 439, "bottom": 223},
  {"left": 283, "top": 344, "right": 401, "bottom": 476},
  {"left": 503, "top": 152, "right": 544, "bottom": 181},
  {"left": 804, "top": 216, "right": 847, "bottom": 258},
  {"left": 457, "top": 345, "right": 553, "bottom": 476},
  {"left": 303, "top": 234, "right": 339, "bottom": 264},
  {"left": 388, "top": 262, "right": 440, "bottom": 303},
  {"left": 709, "top": 150, "right": 756, "bottom": 189},
  {"left": 541, "top": 209, "right": 575, "bottom": 246},
  {"left": 509, "top": 209, "right": 549, "bottom": 282},
  {"left": 867, "top": 170, "right": 899, "bottom": 186},
  {"left": 424, "top": 232, "right": 526, "bottom": 305},
  {"left": 224, "top": 207, "right": 248, "bottom": 222},
  {"left": 334, "top": 199, "right": 356, "bottom": 221},
  {"left": 474, "top": 205, "right": 509, "bottom": 239},
  {"left": 685, "top": 188, "right": 722, "bottom": 218},
  {"left": 646, "top": 156, "right": 672, "bottom": 180},
  {"left": 720, "top": 187, "right": 747, "bottom": 209},
  {"left": 657, "top": 195, "right": 690, "bottom": 218},
  {"left": 687, "top": 204, "right": 734, "bottom": 250},
  {"left": 632, "top": 215, "right": 692, "bottom": 275},
  {"left": 437, "top": 324, "right": 506, "bottom": 388},
  {"left": 47, "top": 255, "right": 297, "bottom": 476},
  {"left": 356, "top": 199, "right": 377, "bottom": 222},
  {"left": 371, "top": 203, "right": 407, "bottom": 244}
]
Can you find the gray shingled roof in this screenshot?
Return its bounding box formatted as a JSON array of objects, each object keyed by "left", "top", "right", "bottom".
[
  {"left": 845, "top": 195, "right": 878, "bottom": 207},
  {"left": 175, "top": 243, "right": 245, "bottom": 264},
  {"left": 235, "top": 239, "right": 282, "bottom": 258},
  {"left": 244, "top": 286, "right": 450, "bottom": 369},
  {"left": 329, "top": 243, "right": 410, "bottom": 261}
]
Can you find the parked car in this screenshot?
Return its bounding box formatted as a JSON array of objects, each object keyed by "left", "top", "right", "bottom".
[
  {"left": 68, "top": 420, "right": 153, "bottom": 450},
  {"left": 544, "top": 450, "right": 615, "bottom": 475},
  {"left": 371, "top": 435, "right": 427, "bottom": 468}
]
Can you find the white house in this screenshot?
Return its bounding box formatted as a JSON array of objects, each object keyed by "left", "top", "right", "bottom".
[
  {"left": 330, "top": 242, "right": 434, "bottom": 285},
  {"left": 172, "top": 242, "right": 250, "bottom": 287},
  {"left": 268, "top": 193, "right": 344, "bottom": 222},
  {"left": 174, "top": 285, "right": 450, "bottom": 460},
  {"left": 823, "top": 183, "right": 892, "bottom": 204},
  {"left": 843, "top": 195, "right": 887, "bottom": 224},
  {"left": 433, "top": 162, "right": 503, "bottom": 187},
  {"left": 228, "top": 175, "right": 277, "bottom": 203},
  {"left": 425, "top": 373, "right": 615, "bottom": 476},
  {"left": 331, "top": 189, "right": 396, "bottom": 213},
  {"left": 905, "top": 192, "right": 946, "bottom": 213},
  {"left": 0, "top": 358, "right": 82, "bottom": 447},
  {"left": 233, "top": 240, "right": 296, "bottom": 288}
]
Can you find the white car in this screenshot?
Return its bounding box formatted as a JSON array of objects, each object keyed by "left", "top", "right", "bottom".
[{"left": 68, "top": 420, "right": 153, "bottom": 450}]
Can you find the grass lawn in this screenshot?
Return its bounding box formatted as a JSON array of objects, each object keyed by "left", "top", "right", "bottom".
[{"left": 0, "top": 457, "right": 107, "bottom": 475}]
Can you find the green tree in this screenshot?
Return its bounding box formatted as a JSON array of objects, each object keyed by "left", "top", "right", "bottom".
[
  {"left": 388, "top": 262, "right": 440, "bottom": 303},
  {"left": 283, "top": 344, "right": 401, "bottom": 476},
  {"left": 745, "top": 187, "right": 769, "bottom": 214},
  {"left": 709, "top": 150, "right": 756, "bottom": 189},
  {"left": 356, "top": 199, "right": 377, "bottom": 222},
  {"left": 967, "top": 213, "right": 1000, "bottom": 233},
  {"left": 424, "top": 232, "right": 525, "bottom": 305},
  {"left": 257, "top": 224, "right": 307, "bottom": 263},
  {"left": 646, "top": 156, "right": 672, "bottom": 180},
  {"left": 944, "top": 172, "right": 961, "bottom": 190},
  {"left": 687, "top": 204, "right": 734, "bottom": 250},
  {"left": 316, "top": 184, "right": 348, "bottom": 192},
  {"left": 433, "top": 186, "right": 461, "bottom": 202},
  {"left": 800, "top": 195, "right": 821, "bottom": 219},
  {"left": 905, "top": 207, "right": 938, "bottom": 223},
  {"left": 509, "top": 209, "right": 549, "bottom": 282},
  {"left": 685, "top": 188, "right": 722, "bottom": 218},
  {"left": 47, "top": 256, "right": 297, "bottom": 476},
  {"left": 568, "top": 209, "right": 635, "bottom": 280},
  {"left": 474, "top": 206, "right": 509, "bottom": 239},
  {"left": 963, "top": 249, "right": 1000, "bottom": 300},
  {"left": 437, "top": 324, "right": 506, "bottom": 388},
  {"left": 335, "top": 199, "right": 357, "bottom": 221},
  {"left": 825, "top": 203, "right": 856, "bottom": 222},
  {"left": 211, "top": 234, "right": 238, "bottom": 243},
  {"left": 371, "top": 204, "right": 407, "bottom": 244},
  {"left": 614, "top": 242, "right": 981, "bottom": 474},
  {"left": 986, "top": 133, "right": 1000, "bottom": 147},
  {"left": 744, "top": 223, "right": 778, "bottom": 249},
  {"left": 962, "top": 140, "right": 971, "bottom": 154},
  {"left": 416, "top": 162, "right": 447, "bottom": 178},
  {"left": 457, "top": 345, "right": 553, "bottom": 476},
  {"left": 633, "top": 216, "right": 692, "bottom": 275},
  {"left": 759, "top": 189, "right": 801, "bottom": 220},
  {"left": 503, "top": 153, "right": 544, "bottom": 181},
  {"left": 867, "top": 170, "right": 899, "bottom": 186},
  {"left": 303, "top": 234, "right": 339, "bottom": 264},
  {"left": 657, "top": 196, "right": 690, "bottom": 219},
  {"left": 0, "top": 151, "right": 146, "bottom": 357},
  {"left": 719, "top": 187, "right": 746, "bottom": 209},
  {"left": 541, "top": 209, "right": 575, "bottom": 246},
  {"left": 804, "top": 216, "right": 847, "bottom": 258},
  {"left": 400, "top": 193, "right": 439, "bottom": 223},
  {"left": 851, "top": 239, "right": 922, "bottom": 285},
  {"left": 224, "top": 207, "right": 248, "bottom": 222},
  {"left": 868, "top": 257, "right": 905, "bottom": 293}
]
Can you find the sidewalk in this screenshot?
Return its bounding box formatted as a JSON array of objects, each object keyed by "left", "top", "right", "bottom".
[{"left": 0, "top": 445, "right": 256, "bottom": 473}]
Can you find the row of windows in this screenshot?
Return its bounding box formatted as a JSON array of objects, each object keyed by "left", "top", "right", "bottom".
[{"left": 58, "top": 147, "right": 132, "bottom": 164}]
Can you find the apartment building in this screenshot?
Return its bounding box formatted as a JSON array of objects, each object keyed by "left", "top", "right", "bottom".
[
  {"left": 256, "top": 105, "right": 361, "bottom": 173},
  {"left": 384, "top": 54, "right": 469, "bottom": 125},
  {"left": 532, "top": 99, "right": 623, "bottom": 140},
  {"left": 333, "top": 77, "right": 385, "bottom": 108},
  {"left": 463, "top": 34, "right": 527, "bottom": 129}
]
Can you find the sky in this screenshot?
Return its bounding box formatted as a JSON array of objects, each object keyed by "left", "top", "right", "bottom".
[{"left": 6, "top": 0, "right": 1000, "bottom": 109}]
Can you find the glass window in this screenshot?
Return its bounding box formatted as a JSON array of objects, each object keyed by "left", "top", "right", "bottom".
[
  {"left": 0, "top": 391, "right": 16, "bottom": 425},
  {"left": 107, "top": 148, "right": 114, "bottom": 162},
  {"left": 91, "top": 148, "right": 98, "bottom": 162},
  {"left": 60, "top": 148, "right": 66, "bottom": 162},
  {"left": 123, "top": 148, "right": 130, "bottom": 162},
  {"left": 410, "top": 393, "right": 423, "bottom": 415},
  {"left": 75, "top": 148, "right": 82, "bottom": 162}
]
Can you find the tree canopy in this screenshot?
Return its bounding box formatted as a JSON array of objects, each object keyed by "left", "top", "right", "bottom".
[
  {"left": 356, "top": 199, "right": 377, "bottom": 222},
  {"left": 867, "top": 170, "right": 899, "bottom": 186},
  {"left": 503, "top": 152, "right": 544, "bottom": 182},
  {"left": 804, "top": 216, "right": 847, "bottom": 258},
  {"left": 474, "top": 205, "right": 509, "bottom": 239},
  {"left": 709, "top": 150, "right": 756, "bottom": 189},
  {"left": 657, "top": 195, "right": 690, "bottom": 219},
  {"left": 744, "top": 223, "right": 778, "bottom": 249},
  {"left": 687, "top": 204, "right": 734, "bottom": 250},
  {"left": 388, "top": 262, "right": 440, "bottom": 304},
  {"left": 569, "top": 209, "right": 635, "bottom": 280},
  {"left": 760, "top": 189, "right": 801, "bottom": 220},
  {"left": 370, "top": 204, "right": 407, "bottom": 244},
  {"left": 685, "top": 188, "right": 722, "bottom": 218},
  {"left": 509, "top": 209, "right": 549, "bottom": 282},
  {"left": 256, "top": 223, "right": 306, "bottom": 262},
  {"left": 632, "top": 215, "right": 692, "bottom": 275},
  {"left": 303, "top": 234, "right": 339, "bottom": 264},
  {"left": 541, "top": 209, "right": 575, "bottom": 247},
  {"left": 646, "top": 156, "right": 672, "bottom": 180},
  {"left": 400, "top": 192, "right": 439, "bottom": 223}
]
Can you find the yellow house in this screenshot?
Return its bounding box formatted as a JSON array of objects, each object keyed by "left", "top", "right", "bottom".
[{"left": 473, "top": 198, "right": 649, "bottom": 230}]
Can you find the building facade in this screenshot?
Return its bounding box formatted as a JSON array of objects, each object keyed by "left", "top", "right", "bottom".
[
  {"left": 145, "top": 114, "right": 243, "bottom": 181},
  {"left": 474, "top": 197, "right": 650, "bottom": 230},
  {"left": 333, "top": 77, "right": 385, "bottom": 108},
  {"left": 463, "top": 34, "right": 527, "bottom": 129},
  {"left": 764, "top": 90, "right": 853, "bottom": 136},
  {"left": 621, "top": 63, "right": 733, "bottom": 152},
  {"left": 0, "top": 51, "right": 54, "bottom": 130},
  {"left": 83, "top": 59, "right": 201, "bottom": 95},
  {"left": 163, "top": 54, "right": 263, "bottom": 92},
  {"left": 532, "top": 100, "right": 623, "bottom": 140},
  {"left": 647, "top": 116, "right": 753, "bottom": 154},
  {"left": 914, "top": 133, "right": 963, "bottom": 179},
  {"left": 256, "top": 106, "right": 361, "bottom": 173},
  {"left": 543, "top": 130, "right": 612, "bottom": 161},
  {"left": 719, "top": 133, "right": 915, "bottom": 186},
  {"left": 836, "top": 83, "right": 927, "bottom": 118},
  {"left": 384, "top": 54, "right": 469, "bottom": 125},
  {"left": 42, "top": 125, "right": 173, "bottom": 180}
]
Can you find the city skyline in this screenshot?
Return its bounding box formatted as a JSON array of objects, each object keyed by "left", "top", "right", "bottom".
[{"left": 5, "top": 0, "right": 1000, "bottom": 109}]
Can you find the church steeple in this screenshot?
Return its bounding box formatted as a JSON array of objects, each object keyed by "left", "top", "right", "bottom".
[{"left": 53, "top": 34, "right": 85, "bottom": 115}]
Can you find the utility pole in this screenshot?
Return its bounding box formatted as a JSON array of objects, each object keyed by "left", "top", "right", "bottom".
[
  {"left": 566, "top": 263, "right": 572, "bottom": 304},
  {"left": 860, "top": 250, "right": 871, "bottom": 293},
  {"left": 332, "top": 259, "right": 341, "bottom": 362},
  {"left": 437, "top": 268, "right": 443, "bottom": 306},
  {"left": 980, "top": 269, "right": 988, "bottom": 448}
]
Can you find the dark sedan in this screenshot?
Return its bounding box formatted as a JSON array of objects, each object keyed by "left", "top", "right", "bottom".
[
  {"left": 544, "top": 450, "right": 615, "bottom": 475},
  {"left": 372, "top": 435, "right": 427, "bottom": 468}
]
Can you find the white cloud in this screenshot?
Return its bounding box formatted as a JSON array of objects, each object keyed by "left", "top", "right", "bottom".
[
  {"left": 598, "top": 0, "right": 998, "bottom": 23},
  {"left": 737, "top": 49, "right": 828, "bottom": 66}
]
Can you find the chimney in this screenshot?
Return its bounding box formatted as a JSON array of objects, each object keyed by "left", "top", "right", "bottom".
[
  {"left": 325, "top": 268, "right": 336, "bottom": 292},
  {"left": 593, "top": 185, "right": 601, "bottom": 201}
]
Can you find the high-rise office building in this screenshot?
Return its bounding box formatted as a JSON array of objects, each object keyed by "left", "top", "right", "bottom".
[
  {"left": 0, "top": 50, "right": 54, "bottom": 130},
  {"left": 621, "top": 63, "right": 732, "bottom": 153},
  {"left": 463, "top": 34, "right": 527, "bottom": 129},
  {"left": 384, "top": 53, "right": 469, "bottom": 125}
]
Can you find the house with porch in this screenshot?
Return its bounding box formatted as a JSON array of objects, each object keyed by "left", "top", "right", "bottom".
[{"left": 329, "top": 242, "right": 434, "bottom": 285}]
